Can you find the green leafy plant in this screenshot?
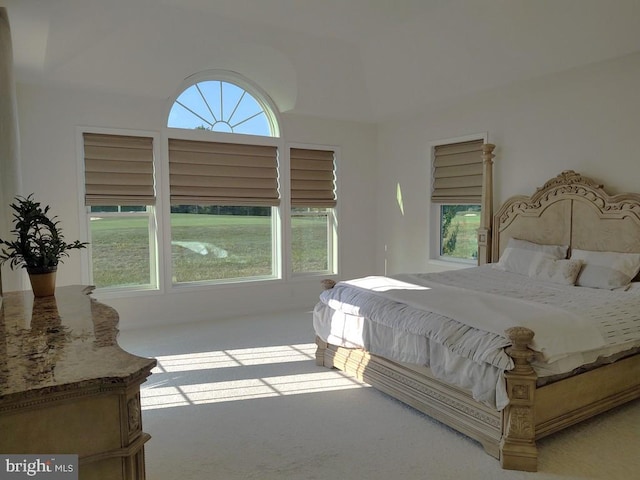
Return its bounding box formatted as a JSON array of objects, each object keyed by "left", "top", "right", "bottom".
[{"left": 0, "top": 194, "right": 88, "bottom": 273}]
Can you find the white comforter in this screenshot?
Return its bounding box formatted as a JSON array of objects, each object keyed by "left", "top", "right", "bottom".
[{"left": 314, "top": 265, "right": 640, "bottom": 409}]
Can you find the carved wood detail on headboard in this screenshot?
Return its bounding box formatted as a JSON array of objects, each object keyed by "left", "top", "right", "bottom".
[{"left": 492, "top": 170, "right": 640, "bottom": 260}]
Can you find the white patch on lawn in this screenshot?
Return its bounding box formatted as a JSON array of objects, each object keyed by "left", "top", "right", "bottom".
[{"left": 172, "top": 241, "right": 229, "bottom": 258}]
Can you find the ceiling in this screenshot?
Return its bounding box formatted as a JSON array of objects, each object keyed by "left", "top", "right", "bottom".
[{"left": 2, "top": 0, "right": 640, "bottom": 123}]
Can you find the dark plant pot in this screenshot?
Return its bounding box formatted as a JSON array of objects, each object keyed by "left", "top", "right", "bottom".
[{"left": 27, "top": 268, "right": 57, "bottom": 297}]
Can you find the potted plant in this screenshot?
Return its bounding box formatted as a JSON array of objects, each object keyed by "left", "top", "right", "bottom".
[{"left": 0, "top": 194, "right": 88, "bottom": 297}]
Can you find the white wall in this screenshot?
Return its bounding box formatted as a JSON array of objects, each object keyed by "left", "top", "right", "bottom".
[
  {"left": 15, "top": 83, "right": 378, "bottom": 328},
  {"left": 376, "top": 52, "right": 640, "bottom": 275},
  {"left": 18, "top": 51, "right": 640, "bottom": 327}
]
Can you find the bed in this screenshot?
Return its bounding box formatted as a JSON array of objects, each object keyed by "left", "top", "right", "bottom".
[{"left": 313, "top": 168, "right": 640, "bottom": 472}]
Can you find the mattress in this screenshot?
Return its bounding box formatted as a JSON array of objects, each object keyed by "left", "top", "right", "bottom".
[{"left": 313, "top": 265, "right": 640, "bottom": 409}]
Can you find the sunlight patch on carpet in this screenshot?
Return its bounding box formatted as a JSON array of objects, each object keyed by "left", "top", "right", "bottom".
[
  {"left": 149, "top": 343, "right": 317, "bottom": 373},
  {"left": 141, "top": 343, "right": 367, "bottom": 410}
]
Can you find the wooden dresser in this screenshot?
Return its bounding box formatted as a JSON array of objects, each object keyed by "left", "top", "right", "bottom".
[{"left": 0, "top": 286, "right": 156, "bottom": 479}]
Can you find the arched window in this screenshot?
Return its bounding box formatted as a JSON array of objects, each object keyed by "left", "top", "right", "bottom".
[
  {"left": 168, "top": 79, "right": 278, "bottom": 137},
  {"left": 166, "top": 74, "right": 282, "bottom": 284},
  {"left": 83, "top": 72, "right": 335, "bottom": 292}
]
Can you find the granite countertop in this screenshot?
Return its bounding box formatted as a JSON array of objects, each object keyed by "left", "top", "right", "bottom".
[{"left": 0, "top": 285, "right": 156, "bottom": 406}]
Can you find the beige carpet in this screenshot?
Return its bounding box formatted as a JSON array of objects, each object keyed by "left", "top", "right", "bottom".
[{"left": 119, "top": 310, "right": 640, "bottom": 480}]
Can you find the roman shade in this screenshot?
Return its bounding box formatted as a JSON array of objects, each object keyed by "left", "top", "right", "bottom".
[
  {"left": 432, "top": 139, "right": 484, "bottom": 204},
  {"left": 168, "top": 139, "right": 279, "bottom": 206},
  {"left": 83, "top": 133, "right": 155, "bottom": 206},
  {"left": 290, "top": 148, "right": 336, "bottom": 207}
]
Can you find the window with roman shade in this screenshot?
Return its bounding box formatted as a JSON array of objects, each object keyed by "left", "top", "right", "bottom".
[
  {"left": 83, "top": 132, "right": 157, "bottom": 290},
  {"left": 290, "top": 147, "right": 337, "bottom": 274},
  {"left": 168, "top": 139, "right": 279, "bottom": 206},
  {"left": 83, "top": 133, "right": 155, "bottom": 206},
  {"left": 431, "top": 139, "right": 484, "bottom": 204},
  {"left": 290, "top": 148, "right": 336, "bottom": 207},
  {"left": 83, "top": 71, "right": 337, "bottom": 290}
]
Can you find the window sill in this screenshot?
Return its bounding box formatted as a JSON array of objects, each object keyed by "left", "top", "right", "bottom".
[{"left": 92, "top": 285, "right": 162, "bottom": 300}]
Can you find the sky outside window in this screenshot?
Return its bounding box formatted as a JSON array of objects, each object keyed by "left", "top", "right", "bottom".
[{"left": 168, "top": 80, "right": 271, "bottom": 136}]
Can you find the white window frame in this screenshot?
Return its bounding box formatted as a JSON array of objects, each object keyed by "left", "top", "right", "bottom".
[
  {"left": 287, "top": 144, "right": 339, "bottom": 278},
  {"left": 77, "top": 71, "right": 341, "bottom": 296},
  {"left": 87, "top": 207, "right": 159, "bottom": 289},
  {"left": 290, "top": 207, "right": 337, "bottom": 275},
  {"left": 428, "top": 133, "right": 487, "bottom": 269},
  {"left": 160, "top": 128, "right": 284, "bottom": 290},
  {"left": 166, "top": 69, "right": 282, "bottom": 138},
  {"left": 164, "top": 70, "right": 284, "bottom": 289},
  {"left": 77, "top": 127, "right": 164, "bottom": 295}
]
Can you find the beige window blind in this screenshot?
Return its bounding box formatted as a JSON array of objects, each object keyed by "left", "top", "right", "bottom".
[
  {"left": 169, "top": 139, "right": 279, "bottom": 206},
  {"left": 83, "top": 133, "right": 155, "bottom": 206},
  {"left": 290, "top": 148, "right": 336, "bottom": 207},
  {"left": 432, "top": 139, "right": 484, "bottom": 204}
]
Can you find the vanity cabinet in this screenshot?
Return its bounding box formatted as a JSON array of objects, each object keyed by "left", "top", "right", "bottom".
[{"left": 0, "top": 286, "right": 156, "bottom": 480}]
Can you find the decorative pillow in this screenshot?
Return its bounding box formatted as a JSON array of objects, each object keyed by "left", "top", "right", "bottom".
[
  {"left": 529, "top": 258, "right": 583, "bottom": 285},
  {"left": 571, "top": 249, "right": 640, "bottom": 290},
  {"left": 494, "top": 238, "right": 569, "bottom": 276}
]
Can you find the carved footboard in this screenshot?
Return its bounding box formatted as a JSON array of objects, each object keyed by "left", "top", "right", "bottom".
[
  {"left": 316, "top": 286, "right": 640, "bottom": 474},
  {"left": 316, "top": 280, "right": 541, "bottom": 471}
]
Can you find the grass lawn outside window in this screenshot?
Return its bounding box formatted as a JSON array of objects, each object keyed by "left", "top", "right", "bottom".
[{"left": 91, "top": 213, "right": 330, "bottom": 288}]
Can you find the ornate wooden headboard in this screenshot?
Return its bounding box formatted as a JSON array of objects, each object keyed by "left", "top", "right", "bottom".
[{"left": 492, "top": 170, "right": 640, "bottom": 260}]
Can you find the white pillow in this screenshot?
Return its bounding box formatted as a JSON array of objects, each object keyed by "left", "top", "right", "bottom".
[
  {"left": 529, "top": 258, "right": 583, "bottom": 285},
  {"left": 494, "top": 238, "right": 569, "bottom": 276},
  {"left": 571, "top": 249, "right": 640, "bottom": 290}
]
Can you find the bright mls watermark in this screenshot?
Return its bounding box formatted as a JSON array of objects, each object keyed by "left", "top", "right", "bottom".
[{"left": 0, "top": 455, "right": 77, "bottom": 479}]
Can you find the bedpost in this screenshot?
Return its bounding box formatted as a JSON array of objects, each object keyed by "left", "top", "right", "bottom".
[
  {"left": 315, "top": 280, "right": 336, "bottom": 366},
  {"left": 477, "top": 143, "right": 495, "bottom": 266},
  {"left": 315, "top": 336, "right": 328, "bottom": 366},
  {"left": 500, "top": 326, "right": 538, "bottom": 472}
]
